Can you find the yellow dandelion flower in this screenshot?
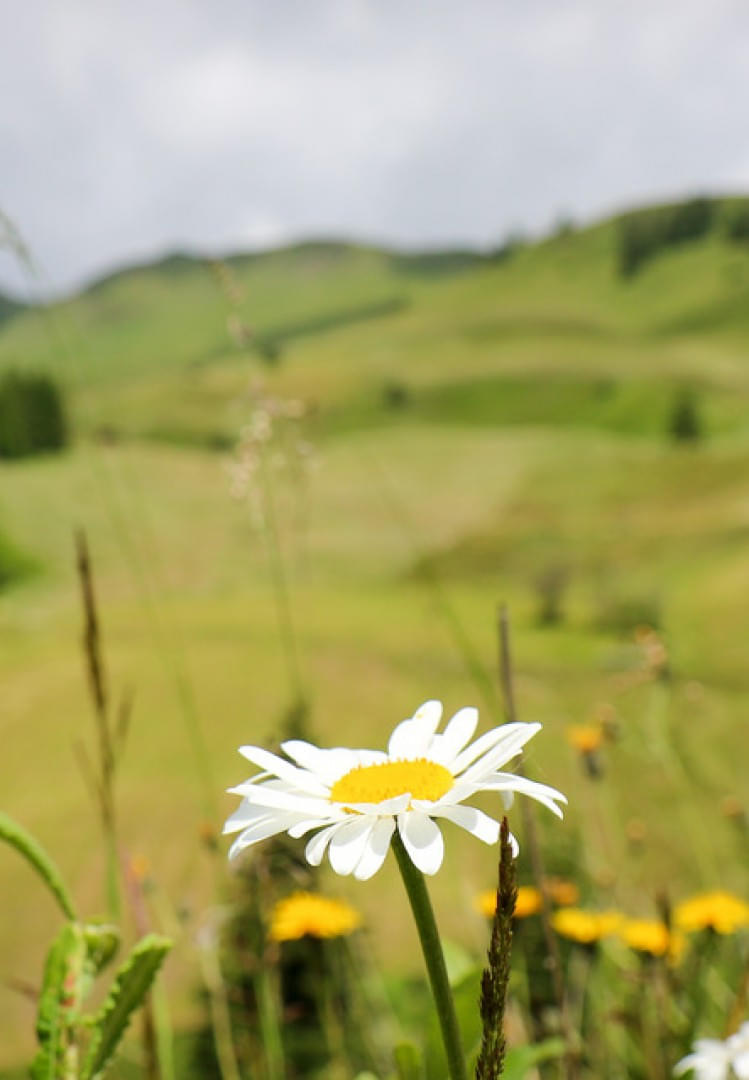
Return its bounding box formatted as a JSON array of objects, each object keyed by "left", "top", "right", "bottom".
[
  {"left": 674, "top": 891, "right": 749, "bottom": 935},
  {"left": 476, "top": 885, "right": 542, "bottom": 920},
  {"left": 269, "top": 892, "right": 363, "bottom": 942},
  {"left": 565, "top": 725, "right": 603, "bottom": 754},
  {"left": 552, "top": 908, "right": 622, "bottom": 944},
  {"left": 618, "top": 918, "right": 683, "bottom": 960},
  {"left": 544, "top": 877, "right": 580, "bottom": 907}
]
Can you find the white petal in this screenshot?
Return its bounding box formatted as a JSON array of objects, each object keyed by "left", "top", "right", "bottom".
[
  {"left": 340, "top": 793, "right": 411, "bottom": 816},
  {"left": 227, "top": 777, "right": 294, "bottom": 797},
  {"left": 226, "top": 770, "right": 271, "bottom": 789},
  {"left": 508, "top": 830, "right": 519, "bottom": 857},
  {"left": 449, "top": 724, "right": 525, "bottom": 776},
  {"left": 479, "top": 775, "right": 567, "bottom": 818},
  {"left": 305, "top": 822, "right": 343, "bottom": 866},
  {"left": 457, "top": 724, "right": 542, "bottom": 780},
  {"left": 238, "top": 745, "right": 329, "bottom": 795},
  {"left": 351, "top": 749, "right": 389, "bottom": 767},
  {"left": 223, "top": 800, "right": 269, "bottom": 835},
  {"left": 280, "top": 742, "right": 360, "bottom": 783},
  {"left": 328, "top": 818, "right": 376, "bottom": 876},
  {"left": 430, "top": 804, "right": 500, "bottom": 845},
  {"left": 674, "top": 1043, "right": 731, "bottom": 1080},
  {"left": 388, "top": 701, "right": 443, "bottom": 758},
  {"left": 427, "top": 707, "right": 479, "bottom": 765},
  {"left": 354, "top": 818, "right": 395, "bottom": 880},
  {"left": 419, "top": 780, "right": 474, "bottom": 809},
  {"left": 287, "top": 816, "right": 343, "bottom": 839},
  {"left": 398, "top": 811, "right": 445, "bottom": 875},
  {"left": 228, "top": 784, "right": 334, "bottom": 817},
  {"left": 228, "top": 813, "right": 303, "bottom": 860}
]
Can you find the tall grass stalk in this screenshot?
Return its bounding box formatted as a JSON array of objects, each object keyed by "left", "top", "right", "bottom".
[
  {"left": 256, "top": 441, "right": 306, "bottom": 709},
  {"left": 75, "top": 528, "right": 120, "bottom": 921},
  {"left": 197, "top": 927, "right": 243, "bottom": 1080},
  {"left": 475, "top": 817, "right": 517, "bottom": 1079},
  {"left": 642, "top": 681, "right": 714, "bottom": 882},
  {"left": 497, "top": 605, "right": 576, "bottom": 1080}
]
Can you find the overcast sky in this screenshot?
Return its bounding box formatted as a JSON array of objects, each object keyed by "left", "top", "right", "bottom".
[{"left": 2, "top": 0, "right": 749, "bottom": 297}]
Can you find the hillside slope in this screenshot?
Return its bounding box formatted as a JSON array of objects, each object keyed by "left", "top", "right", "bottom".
[{"left": 2, "top": 197, "right": 749, "bottom": 446}]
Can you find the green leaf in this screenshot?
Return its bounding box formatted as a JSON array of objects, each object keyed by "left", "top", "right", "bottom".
[
  {"left": 501, "top": 1039, "right": 567, "bottom": 1080},
  {"left": 394, "top": 1041, "right": 423, "bottom": 1080},
  {"left": 0, "top": 811, "right": 76, "bottom": 920},
  {"left": 31, "top": 923, "right": 87, "bottom": 1080},
  {"left": 81, "top": 933, "right": 172, "bottom": 1080}
]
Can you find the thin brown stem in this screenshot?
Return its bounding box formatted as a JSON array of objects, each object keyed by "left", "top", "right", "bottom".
[
  {"left": 497, "top": 604, "right": 577, "bottom": 1080},
  {"left": 75, "top": 528, "right": 114, "bottom": 830}
]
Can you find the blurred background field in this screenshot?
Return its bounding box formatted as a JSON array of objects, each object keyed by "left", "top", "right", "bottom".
[{"left": 1, "top": 199, "right": 748, "bottom": 1071}]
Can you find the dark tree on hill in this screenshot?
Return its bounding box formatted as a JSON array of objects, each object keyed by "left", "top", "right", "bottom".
[
  {"left": 0, "top": 370, "right": 69, "bottom": 459},
  {"left": 617, "top": 197, "right": 716, "bottom": 278},
  {"left": 669, "top": 388, "right": 702, "bottom": 443},
  {"left": 725, "top": 202, "right": 749, "bottom": 243}
]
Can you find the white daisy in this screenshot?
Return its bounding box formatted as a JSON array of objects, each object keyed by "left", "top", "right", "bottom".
[
  {"left": 728, "top": 1022, "right": 749, "bottom": 1080},
  {"left": 224, "top": 700, "right": 566, "bottom": 880},
  {"left": 674, "top": 1039, "right": 733, "bottom": 1080}
]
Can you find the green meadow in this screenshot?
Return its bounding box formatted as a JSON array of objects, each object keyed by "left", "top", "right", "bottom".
[{"left": 1, "top": 200, "right": 748, "bottom": 1072}]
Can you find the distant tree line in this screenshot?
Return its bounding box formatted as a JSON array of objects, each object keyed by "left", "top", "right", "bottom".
[
  {"left": 0, "top": 370, "right": 68, "bottom": 459},
  {"left": 617, "top": 197, "right": 716, "bottom": 278},
  {"left": 724, "top": 201, "right": 749, "bottom": 243},
  {"left": 617, "top": 196, "right": 749, "bottom": 277}
]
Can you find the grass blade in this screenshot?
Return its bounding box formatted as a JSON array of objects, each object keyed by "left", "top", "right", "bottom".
[{"left": 0, "top": 811, "right": 76, "bottom": 920}]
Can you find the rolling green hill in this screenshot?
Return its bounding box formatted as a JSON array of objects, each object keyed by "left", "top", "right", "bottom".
[
  {"left": 3, "top": 196, "right": 749, "bottom": 450},
  {"left": 1, "top": 198, "right": 748, "bottom": 1069}
]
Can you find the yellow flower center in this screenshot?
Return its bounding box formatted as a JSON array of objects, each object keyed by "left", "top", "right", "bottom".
[{"left": 330, "top": 758, "right": 453, "bottom": 805}]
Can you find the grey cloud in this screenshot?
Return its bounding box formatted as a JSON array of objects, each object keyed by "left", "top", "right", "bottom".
[{"left": 2, "top": 0, "right": 749, "bottom": 295}]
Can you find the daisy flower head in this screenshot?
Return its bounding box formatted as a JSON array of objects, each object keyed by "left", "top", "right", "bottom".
[
  {"left": 224, "top": 700, "right": 566, "bottom": 881},
  {"left": 674, "top": 1037, "right": 733, "bottom": 1080}
]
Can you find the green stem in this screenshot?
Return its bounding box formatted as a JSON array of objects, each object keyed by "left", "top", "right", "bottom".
[{"left": 392, "top": 832, "right": 467, "bottom": 1080}]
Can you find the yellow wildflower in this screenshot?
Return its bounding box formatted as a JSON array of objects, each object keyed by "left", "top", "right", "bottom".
[
  {"left": 476, "top": 885, "right": 542, "bottom": 920},
  {"left": 565, "top": 725, "right": 604, "bottom": 754},
  {"left": 269, "top": 892, "right": 363, "bottom": 942},
  {"left": 552, "top": 908, "right": 622, "bottom": 944},
  {"left": 618, "top": 918, "right": 684, "bottom": 961},
  {"left": 674, "top": 891, "right": 749, "bottom": 935}
]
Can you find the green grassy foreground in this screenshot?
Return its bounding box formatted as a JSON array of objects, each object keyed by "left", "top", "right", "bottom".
[{"left": 1, "top": 200, "right": 748, "bottom": 1068}]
